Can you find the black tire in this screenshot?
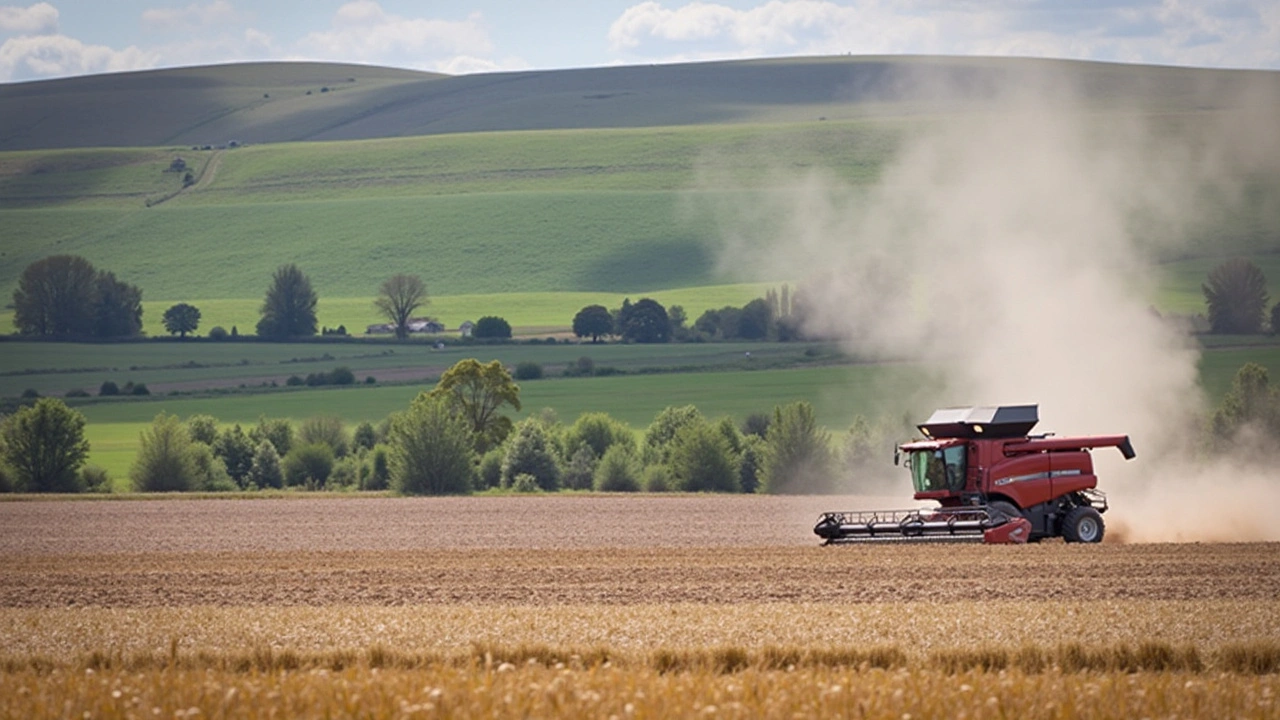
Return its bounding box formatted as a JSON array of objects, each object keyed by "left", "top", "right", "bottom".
[
  {"left": 988, "top": 500, "right": 1022, "bottom": 526},
  {"left": 1062, "top": 506, "right": 1105, "bottom": 543}
]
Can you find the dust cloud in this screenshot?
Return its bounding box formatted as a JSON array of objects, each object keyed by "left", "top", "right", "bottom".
[{"left": 698, "top": 63, "right": 1280, "bottom": 542}]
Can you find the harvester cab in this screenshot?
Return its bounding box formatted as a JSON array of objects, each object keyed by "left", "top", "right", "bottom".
[{"left": 814, "top": 405, "right": 1135, "bottom": 545}]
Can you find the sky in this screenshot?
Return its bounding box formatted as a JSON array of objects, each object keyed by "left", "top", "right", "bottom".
[{"left": 0, "top": 0, "right": 1278, "bottom": 83}]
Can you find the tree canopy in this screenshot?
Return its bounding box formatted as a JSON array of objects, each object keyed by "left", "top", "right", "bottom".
[
  {"left": 1204, "top": 258, "right": 1269, "bottom": 334},
  {"left": 572, "top": 304, "right": 613, "bottom": 343},
  {"left": 256, "top": 264, "right": 318, "bottom": 339},
  {"left": 13, "top": 255, "right": 143, "bottom": 338},
  {"left": 473, "top": 316, "right": 512, "bottom": 339},
  {"left": 428, "top": 359, "right": 522, "bottom": 451},
  {"left": 162, "top": 303, "right": 201, "bottom": 338},
  {"left": 373, "top": 274, "right": 427, "bottom": 340},
  {"left": 0, "top": 398, "right": 90, "bottom": 492},
  {"left": 619, "top": 297, "right": 671, "bottom": 343},
  {"left": 389, "top": 394, "right": 474, "bottom": 495}
]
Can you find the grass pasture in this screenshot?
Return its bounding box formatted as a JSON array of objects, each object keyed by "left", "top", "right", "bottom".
[{"left": 1, "top": 497, "right": 1277, "bottom": 718}]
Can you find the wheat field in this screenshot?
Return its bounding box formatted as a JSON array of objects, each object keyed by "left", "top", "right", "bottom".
[{"left": 2, "top": 495, "right": 1278, "bottom": 718}]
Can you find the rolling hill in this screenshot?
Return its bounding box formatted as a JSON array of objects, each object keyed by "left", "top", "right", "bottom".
[
  {"left": 3, "top": 55, "right": 1276, "bottom": 151},
  {"left": 1, "top": 56, "right": 1279, "bottom": 336}
]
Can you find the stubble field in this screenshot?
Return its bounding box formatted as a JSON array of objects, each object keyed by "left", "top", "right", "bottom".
[{"left": 2, "top": 495, "right": 1278, "bottom": 718}]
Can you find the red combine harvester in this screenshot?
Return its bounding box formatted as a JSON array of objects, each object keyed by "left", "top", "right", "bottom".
[{"left": 814, "top": 405, "right": 1135, "bottom": 544}]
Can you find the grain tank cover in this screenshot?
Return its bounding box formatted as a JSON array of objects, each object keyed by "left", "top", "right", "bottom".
[{"left": 918, "top": 405, "right": 1038, "bottom": 439}]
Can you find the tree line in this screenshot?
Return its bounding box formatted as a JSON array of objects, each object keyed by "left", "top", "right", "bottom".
[{"left": 0, "top": 358, "right": 893, "bottom": 495}]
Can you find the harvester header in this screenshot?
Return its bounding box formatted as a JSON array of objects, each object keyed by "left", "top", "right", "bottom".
[{"left": 815, "top": 404, "right": 1134, "bottom": 545}]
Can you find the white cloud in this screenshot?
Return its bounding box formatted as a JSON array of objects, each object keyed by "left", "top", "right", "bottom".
[
  {"left": 0, "top": 2, "right": 58, "bottom": 34},
  {"left": 608, "top": 0, "right": 1280, "bottom": 70},
  {"left": 141, "top": 1, "right": 248, "bottom": 31},
  {"left": 296, "top": 1, "right": 500, "bottom": 72},
  {"left": 0, "top": 33, "right": 156, "bottom": 80}
]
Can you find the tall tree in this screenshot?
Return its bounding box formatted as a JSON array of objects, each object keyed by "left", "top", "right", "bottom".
[
  {"left": 572, "top": 304, "right": 613, "bottom": 343},
  {"left": 12, "top": 255, "right": 97, "bottom": 336},
  {"left": 91, "top": 271, "right": 143, "bottom": 338},
  {"left": 0, "top": 398, "right": 90, "bottom": 493},
  {"left": 373, "top": 274, "right": 427, "bottom": 340},
  {"left": 428, "top": 359, "right": 522, "bottom": 452},
  {"left": 389, "top": 394, "right": 474, "bottom": 495},
  {"left": 760, "top": 401, "right": 834, "bottom": 494},
  {"left": 1204, "top": 258, "right": 1269, "bottom": 334},
  {"left": 256, "top": 264, "right": 318, "bottom": 339},
  {"left": 163, "top": 303, "right": 201, "bottom": 338}
]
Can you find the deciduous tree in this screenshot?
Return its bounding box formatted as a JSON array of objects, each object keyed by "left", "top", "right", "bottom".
[
  {"left": 91, "top": 271, "right": 143, "bottom": 338},
  {"left": 428, "top": 359, "right": 522, "bottom": 452},
  {"left": 760, "top": 401, "right": 834, "bottom": 494},
  {"left": 163, "top": 303, "right": 201, "bottom": 338},
  {"left": 473, "top": 316, "right": 512, "bottom": 339},
  {"left": 620, "top": 298, "right": 671, "bottom": 343},
  {"left": 0, "top": 398, "right": 90, "bottom": 492},
  {"left": 256, "top": 264, "right": 318, "bottom": 339},
  {"left": 12, "top": 255, "right": 97, "bottom": 336},
  {"left": 373, "top": 274, "right": 427, "bottom": 340},
  {"left": 572, "top": 304, "right": 613, "bottom": 343}
]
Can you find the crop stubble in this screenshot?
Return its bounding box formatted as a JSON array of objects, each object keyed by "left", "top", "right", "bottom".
[{"left": 3, "top": 496, "right": 1278, "bottom": 718}]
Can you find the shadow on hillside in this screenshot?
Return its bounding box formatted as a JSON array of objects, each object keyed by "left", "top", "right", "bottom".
[{"left": 579, "top": 238, "right": 714, "bottom": 293}]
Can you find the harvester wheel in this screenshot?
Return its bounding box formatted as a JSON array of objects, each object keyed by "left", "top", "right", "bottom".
[
  {"left": 988, "top": 501, "right": 1022, "bottom": 525},
  {"left": 1062, "top": 506, "right": 1104, "bottom": 543}
]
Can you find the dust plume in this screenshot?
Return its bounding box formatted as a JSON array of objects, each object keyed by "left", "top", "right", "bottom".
[{"left": 697, "top": 61, "right": 1280, "bottom": 542}]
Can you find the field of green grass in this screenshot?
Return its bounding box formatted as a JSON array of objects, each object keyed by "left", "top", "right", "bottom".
[{"left": 76, "top": 362, "right": 928, "bottom": 479}]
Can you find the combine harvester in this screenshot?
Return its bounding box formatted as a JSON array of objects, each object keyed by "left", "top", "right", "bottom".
[{"left": 814, "top": 405, "right": 1135, "bottom": 545}]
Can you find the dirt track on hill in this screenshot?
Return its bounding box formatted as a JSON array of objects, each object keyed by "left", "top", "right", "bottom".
[{"left": 2, "top": 496, "right": 1276, "bottom": 608}]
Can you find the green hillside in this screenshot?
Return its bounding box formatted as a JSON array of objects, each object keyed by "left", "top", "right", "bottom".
[
  {"left": 1, "top": 56, "right": 1278, "bottom": 336},
  {"left": 4, "top": 56, "right": 1276, "bottom": 151}
]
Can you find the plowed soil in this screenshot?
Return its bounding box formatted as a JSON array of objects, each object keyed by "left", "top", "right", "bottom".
[{"left": 2, "top": 496, "right": 1277, "bottom": 608}]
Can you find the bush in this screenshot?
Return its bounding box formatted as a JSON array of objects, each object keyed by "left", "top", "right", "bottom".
[
  {"left": 561, "top": 446, "right": 597, "bottom": 491},
  {"left": 191, "top": 443, "right": 236, "bottom": 492},
  {"left": 365, "top": 376, "right": 377, "bottom": 385},
  {"left": 20, "top": 388, "right": 39, "bottom": 399},
  {"left": 329, "top": 367, "right": 356, "bottom": 385},
  {"left": 473, "top": 316, "right": 512, "bottom": 339},
  {"left": 248, "top": 440, "right": 284, "bottom": 489},
  {"left": 99, "top": 381, "right": 120, "bottom": 396},
  {"left": 389, "top": 395, "right": 474, "bottom": 495},
  {"left": 741, "top": 413, "right": 771, "bottom": 438},
  {"left": 283, "top": 443, "right": 335, "bottom": 489},
  {"left": 124, "top": 382, "right": 150, "bottom": 396},
  {"left": 669, "top": 422, "right": 740, "bottom": 493},
  {"left": 563, "top": 356, "right": 595, "bottom": 377},
  {"left": 760, "top": 401, "right": 834, "bottom": 494},
  {"left": 645, "top": 405, "right": 705, "bottom": 460},
  {"left": 64, "top": 388, "right": 90, "bottom": 398},
  {"left": 642, "top": 464, "right": 672, "bottom": 492},
  {"left": 594, "top": 445, "right": 641, "bottom": 492},
  {"left": 298, "top": 415, "right": 350, "bottom": 458},
  {"left": 501, "top": 419, "right": 559, "bottom": 491},
  {"left": 514, "top": 361, "right": 544, "bottom": 380},
  {"left": 0, "top": 465, "right": 12, "bottom": 493},
  {"left": 251, "top": 417, "right": 294, "bottom": 457},
  {"left": 476, "top": 447, "right": 504, "bottom": 490},
  {"left": 186, "top": 414, "right": 220, "bottom": 446},
  {"left": 353, "top": 422, "right": 377, "bottom": 451},
  {"left": 208, "top": 326, "right": 228, "bottom": 340},
  {"left": 328, "top": 456, "right": 361, "bottom": 490},
  {"left": 510, "top": 473, "right": 541, "bottom": 493},
  {"left": 564, "top": 412, "right": 636, "bottom": 460},
  {"left": 214, "top": 424, "right": 255, "bottom": 487},
  {"left": 286, "top": 375, "right": 305, "bottom": 387},
  {"left": 362, "top": 444, "right": 391, "bottom": 491},
  {"left": 80, "top": 465, "right": 111, "bottom": 493},
  {"left": 131, "top": 413, "right": 199, "bottom": 492},
  {"left": 738, "top": 435, "right": 765, "bottom": 494}
]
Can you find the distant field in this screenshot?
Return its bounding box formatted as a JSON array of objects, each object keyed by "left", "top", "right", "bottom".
[{"left": 74, "top": 362, "right": 926, "bottom": 477}]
